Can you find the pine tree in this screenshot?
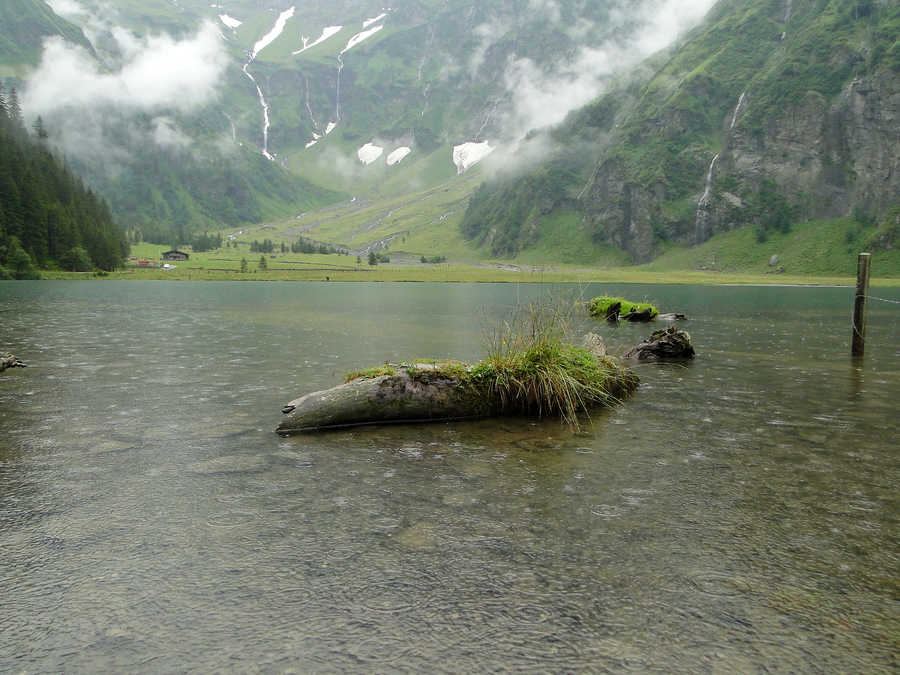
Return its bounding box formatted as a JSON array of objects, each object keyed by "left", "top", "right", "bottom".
[
  {"left": 33, "top": 116, "right": 48, "bottom": 141},
  {"left": 7, "top": 87, "right": 24, "bottom": 130}
]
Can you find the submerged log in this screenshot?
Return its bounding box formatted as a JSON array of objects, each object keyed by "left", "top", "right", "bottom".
[
  {"left": 0, "top": 353, "right": 27, "bottom": 372},
  {"left": 624, "top": 326, "right": 695, "bottom": 360}
]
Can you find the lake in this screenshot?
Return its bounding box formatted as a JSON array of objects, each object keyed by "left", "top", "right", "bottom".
[{"left": 1, "top": 280, "right": 897, "bottom": 671}]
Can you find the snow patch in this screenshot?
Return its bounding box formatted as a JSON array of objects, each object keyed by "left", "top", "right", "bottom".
[
  {"left": 251, "top": 7, "right": 295, "bottom": 59},
  {"left": 325, "top": 121, "right": 336, "bottom": 135},
  {"left": 292, "top": 25, "right": 343, "bottom": 55},
  {"left": 341, "top": 24, "right": 383, "bottom": 54},
  {"left": 452, "top": 142, "right": 493, "bottom": 174},
  {"left": 219, "top": 14, "right": 242, "bottom": 29},
  {"left": 386, "top": 146, "right": 411, "bottom": 166},
  {"left": 305, "top": 139, "right": 318, "bottom": 148},
  {"left": 358, "top": 142, "right": 384, "bottom": 164},
  {"left": 363, "top": 12, "right": 387, "bottom": 28}
]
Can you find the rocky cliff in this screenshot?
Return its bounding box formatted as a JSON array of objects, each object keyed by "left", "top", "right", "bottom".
[{"left": 463, "top": 0, "right": 900, "bottom": 262}]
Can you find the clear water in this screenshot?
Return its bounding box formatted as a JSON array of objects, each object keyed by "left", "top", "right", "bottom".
[{"left": 1, "top": 281, "right": 897, "bottom": 672}]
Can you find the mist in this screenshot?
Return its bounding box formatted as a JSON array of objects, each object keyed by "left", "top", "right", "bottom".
[
  {"left": 487, "top": 0, "right": 719, "bottom": 142},
  {"left": 24, "top": 22, "right": 227, "bottom": 115},
  {"left": 22, "top": 2, "right": 230, "bottom": 179}
]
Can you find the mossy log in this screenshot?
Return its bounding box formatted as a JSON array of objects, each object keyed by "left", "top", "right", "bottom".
[
  {"left": 277, "top": 366, "right": 492, "bottom": 434},
  {"left": 277, "top": 354, "right": 639, "bottom": 435},
  {"left": 0, "top": 353, "right": 26, "bottom": 372},
  {"left": 624, "top": 327, "right": 695, "bottom": 360}
]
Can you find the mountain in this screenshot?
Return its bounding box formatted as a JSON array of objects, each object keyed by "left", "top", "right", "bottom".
[
  {"left": 6, "top": 0, "right": 720, "bottom": 245},
  {"left": 461, "top": 0, "right": 900, "bottom": 263},
  {"left": 4, "top": 0, "right": 897, "bottom": 268},
  {"left": 0, "top": 0, "right": 93, "bottom": 74}
]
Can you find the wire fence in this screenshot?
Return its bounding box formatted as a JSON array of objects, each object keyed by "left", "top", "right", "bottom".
[{"left": 864, "top": 295, "right": 900, "bottom": 306}]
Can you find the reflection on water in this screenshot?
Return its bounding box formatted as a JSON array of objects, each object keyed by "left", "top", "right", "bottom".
[{"left": 1, "top": 281, "right": 898, "bottom": 671}]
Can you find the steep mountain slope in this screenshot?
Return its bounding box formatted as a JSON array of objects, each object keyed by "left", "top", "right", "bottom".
[
  {"left": 462, "top": 0, "right": 900, "bottom": 262},
  {"left": 3, "top": 0, "right": 343, "bottom": 244},
  {"left": 0, "top": 108, "right": 127, "bottom": 275},
  {"left": 0, "top": 0, "right": 93, "bottom": 74}
]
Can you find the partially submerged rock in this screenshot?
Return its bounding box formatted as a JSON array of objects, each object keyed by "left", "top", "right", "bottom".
[
  {"left": 624, "top": 326, "right": 695, "bottom": 360},
  {"left": 589, "top": 296, "right": 658, "bottom": 322},
  {"left": 588, "top": 296, "right": 687, "bottom": 323},
  {"left": 277, "top": 351, "right": 639, "bottom": 434},
  {"left": 0, "top": 353, "right": 27, "bottom": 373}
]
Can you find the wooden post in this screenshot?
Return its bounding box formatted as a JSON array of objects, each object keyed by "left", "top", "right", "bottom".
[{"left": 851, "top": 252, "right": 871, "bottom": 357}]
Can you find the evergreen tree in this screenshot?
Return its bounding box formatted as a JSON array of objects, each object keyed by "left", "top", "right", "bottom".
[
  {"left": 259, "top": 255, "right": 267, "bottom": 270},
  {"left": 33, "top": 116, "right": 48, "bottom": 141},
  {"left": 7, "top": 87, "right": 23, "bottom": 130}
]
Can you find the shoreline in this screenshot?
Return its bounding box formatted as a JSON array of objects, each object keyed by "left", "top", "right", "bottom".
[{"left": 33, "top": 266, "right": 900, "bottom": 287}]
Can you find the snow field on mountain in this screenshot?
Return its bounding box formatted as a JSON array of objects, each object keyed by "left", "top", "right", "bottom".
[
  {"left": 358, "top": 143, "right": 384, "bottom": 164},
  {"left": 219, "top": 14, "right": 241, "bottom": 29},
  {"left": 293, "top": 25, "right": 343, "bottom": 55},
  {"left": 386, "top": 147, "right": 411, "bottom": 165},
  {"left": 452, "top": 142, "right": 493, "bottom": 174},
  {"left": 251, "top": 7, "right": 295, "bottom": 59}
]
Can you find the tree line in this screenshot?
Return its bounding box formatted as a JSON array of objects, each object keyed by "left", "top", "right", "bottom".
[{"left": 0, "top": 82, "right": 128, "bottom": 278}]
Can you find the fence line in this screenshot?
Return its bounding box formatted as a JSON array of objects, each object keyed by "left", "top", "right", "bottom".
[{"left": 865, "top": 295, "right": 900, "bottom": 306}]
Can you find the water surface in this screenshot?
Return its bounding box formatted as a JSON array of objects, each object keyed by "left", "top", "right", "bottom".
[{"left": 1, "top": 281, "right": 897, "bottom": 671}]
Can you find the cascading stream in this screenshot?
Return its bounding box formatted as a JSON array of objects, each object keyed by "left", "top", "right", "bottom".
[
  {"left": 781, "top": 0, "right": 793, "bottom": 40},
  {"left": 242, "top": 7, "right": 295, "bottom": 160},
  {"left": 242, "top": 64, "right": 273, "bottom": 159},
  {"left": 335, "top": 55, "right": 344, "bottom": 122},
  {"left": 694, "top": 153, "right": 719, "bottom": 244}
]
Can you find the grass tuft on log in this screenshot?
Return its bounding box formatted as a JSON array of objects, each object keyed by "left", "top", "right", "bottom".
[{"left": 344, "top": 300, "right": 638, "bottom": 428}]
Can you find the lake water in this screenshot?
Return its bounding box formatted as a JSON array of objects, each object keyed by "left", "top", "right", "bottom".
[{"left": 1, "top": 281, "right": 897, "bottom": 672}]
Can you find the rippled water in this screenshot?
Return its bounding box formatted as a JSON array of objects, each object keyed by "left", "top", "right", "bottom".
[{"left": 1, "top": 281, "right": 897, "bottom": 672}]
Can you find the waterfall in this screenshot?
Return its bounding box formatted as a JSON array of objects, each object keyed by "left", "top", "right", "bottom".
[
  {"left": 242, "top": 63, "right": 273, "bottom": 159},
  {"left": 694, "top": 153, "right": 719, "bottom": 244},
  {"left": 781, "top": 0, "right": 793, "bottom": 40},
  {"left": 223, "top": 112, "right": 237, "bottom": 142},
  {"left": 303, "top": 73, "right": 317, "bottom": 131},
  {"left": 729, "top": 91, "right": 746, "bottom": 130},
  {"left": 335, "top": 55, "right": 344, "bottom": 122}
]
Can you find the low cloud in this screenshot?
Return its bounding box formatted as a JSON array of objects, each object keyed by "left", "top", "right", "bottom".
[
  {"left": 24, "top": 21, "right": 228, "bottom": 116},
  {"left": 488, "top": 0, "right": 718, "bottom": 141}
]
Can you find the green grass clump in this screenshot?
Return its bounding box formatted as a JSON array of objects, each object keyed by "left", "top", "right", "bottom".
[
  {"left": 344, "top": 364, "right": 397, "bottom": 382},
  {"left": 471, "top": 300, "right": 639, "bottom": 427},
  {"left": 340, "top": 301, "right": 640, "bottom": 428},
  {"left": 588, "top": 296, "right": 659, "bottom": 318},
  {"left": 469, "top": 342, "right": 637, "bottom": 428}
]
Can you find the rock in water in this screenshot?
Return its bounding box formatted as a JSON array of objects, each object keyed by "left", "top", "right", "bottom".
[
  {"left": 624, "top": 326, "right": 695, "bottom": 360},
  {"left": 0, "top": 353, "right": 27, "bottom": 372},
  {"left": 582, "top": 333, "right": 607, "bottom": 357}
]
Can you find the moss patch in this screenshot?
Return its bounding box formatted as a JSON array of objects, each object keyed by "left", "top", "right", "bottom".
[
  {"left": 345, "top": 345, "right": 638, "bottom": 428},
  {"left": 588, "top": 296, "right": 659, "bottom": 318},
  {"left": 344, "top": 364, "right": 397, "bottom": 382}
]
